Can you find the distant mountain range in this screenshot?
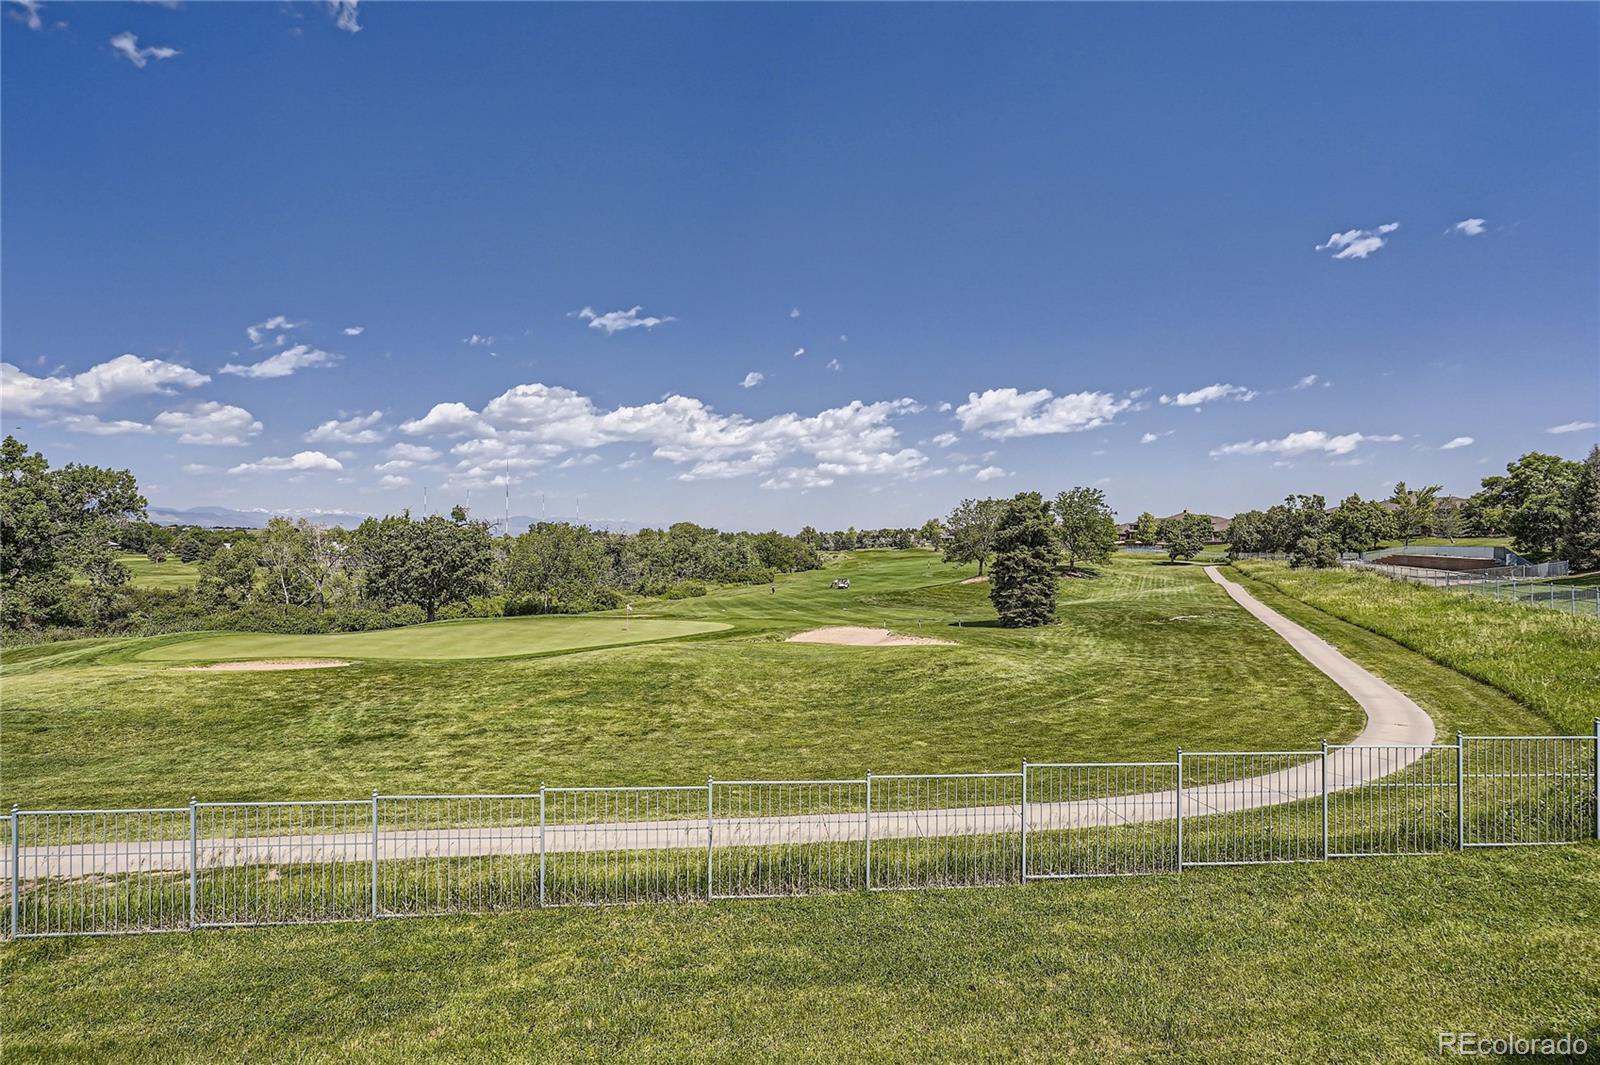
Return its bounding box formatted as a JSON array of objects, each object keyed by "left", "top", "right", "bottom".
[{"left": 146, "top": 504, "right": 642, "bottom": 534}]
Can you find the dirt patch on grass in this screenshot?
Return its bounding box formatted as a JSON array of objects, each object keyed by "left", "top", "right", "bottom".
[
  {"left": 959, "top": 575, "right": 989, "bottom": 585},
  {"left": 786, "top": 626, "right": 955, "bottom": 647},
  {"left": 174, "top": 659, "right": 352, "bottom": 672}
]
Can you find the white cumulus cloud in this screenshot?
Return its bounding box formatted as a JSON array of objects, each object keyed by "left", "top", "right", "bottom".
[
  {"left": 110, "top": 31, "right": 179, "bottom": 68},
  {"left": 1451, "top": 218, "right": 1487, "bottom": 237},
  {"left": 60, "top": 415, "right": 154, "bottom": 436},
  {"left": 1140, "top": 430, "right": 1174, "bottom": 444},
  {"left": 245, "top": 314, "right": 302, "bottom": 345},
  {"left": 930, "top": 432, "right": 959, "bottom": 448},
  {"left": 1294, "top": 374, "right": 1320, "bottom": 390},
  {"left": 1546, "top": 421, "right": 1596, "bottom": 435},
  {"left": 1, "top": 354, "right": 209, "bottom": 417},
  {"left": 8, "top": 0, "right": 43, "bottom": 31},
  {"left": 152, "top": 402, "right": 263, "bottom": 446},
  {"left": 740, "top": 372, "right": 764, "bottom": 389},
  {"left": 956, "top": 387, "right": 1131, "bottom": 439},
  {"left": 306, "top": 410, "right": 385, "bottom": 444},
  {"left": 1211, "top": 430, "right": 1403, "bottom": 458},
  {"left": 228, "top": 451, "right": 343, "bottom": 475},
  {"left": 328, "top": 0, "right": 360, "bottom": 32},
  {"left": 1440, "top": 436, "right": 1474, "bottom": 450},
  {"left": 1158, "top": 383, "right": 1257, "bottom": 408},
  {"left": 220, "top": 344, "right": 336, "bottom": 379},
  {"left": 1315, "top": 222, "right": 1399, "bottom": 260},
  {"left": 342, "top": 325, "right": 365, "bottom": 336},
  {"left": 974, "top": 466, "right": 1009, "bottom": 482},
  {"left": 574, "top": 306, "right": 674, "bottom": 335}
]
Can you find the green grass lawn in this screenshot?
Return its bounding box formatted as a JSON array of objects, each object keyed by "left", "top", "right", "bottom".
[
  {"left": 2, "top": 554, "right": 1377, "bottom": 809},
  {"left": 114, "top": 552, "right": 200, "bottom": 590},
  {"left": 3, "top": 845, "right": 1594, "bottom": 1063},
  {"left": 1233, "top": 561, "right": 1600, "bottom": 735},
  {"left": 132, "top": 616, "right": 731, "bottom": 662}
]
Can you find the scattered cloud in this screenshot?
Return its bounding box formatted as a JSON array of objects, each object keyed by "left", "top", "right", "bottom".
[
  {"left": 228, "top": 451, "right": 344, "bottom": 475},
  {"left": 556, "top": 453, "right": 601, "bottom": 469},
  {"left": 60, "top": 415, "right": 154, "bottom": 436},
  {"left": 7, "top": 0, "right": 43, "bottom": 31},
  {"left": 789, "top": 308, "right": 801, "bottom": 318},
  {"left": 220, "top": 344, "right": 337, "bottom": 379},
  {"left": 974, "top": 466, "right": 1009, "bottom": 482},
  {"left": 740, "top": 372, "right": 764, "bottom": 389},
  {"left": 956, "top": 387, "right": 1131, "bottom": 439},
  {"left": 1440, "top": 436, "right": 1474, "bottom": 450},
  {"left": 930, "top": 432, "right": 959, "bottom": 448},
  {"left": 378, "top": 474, "right": 411, "bottom": 489},
  {"left": 399, "top": 382, "right": 926, "bottom": 489},
  {"left": 245, "top": 314, "right": 303, "bottom": 345},
  {"left": 1211, "top": 430, "right": 1404, "bottom": 458},
  {"left": 936, "top": 402, "right": 953, "bottom": 413},
  {"left": 462, "top": 334, "right": 495, "bottom": 346},
  {"left": 574, "top": 306, "right": 674, "bottom": 335},
  {"left": 327, "top": 0, "right": 359, "bottom": 33},
  {"left": 1294, "top": 374, "right": 1320, "bottom": 390},
  {"left": 110, "top": 31, "right": 179, "bottom": 68},
  {"left": 793, "top": 347, "right": 806, "bottom": 358},
  {"left": 1, "top": 354, "right": 208, "bottom": 417},
  {"left": 181, "top": 464, "right": 217, "bottom": 475},
  {"left": 826, "top": 359, "right": 842, "bottom": 371},
  {"left": 1140, "top": 430, "right": 1174, "bottom": 444},
  {"left": 1158, "top": 383, "right": 1257, "bottom": 408},
  {"left": 152, "top": 402, "right": 263, "bottom": 446},
  {"left": 1315, "top": 222, "right": 1398, "bottom": 260},
  {"left": 385, "top": 442, "right": 440, "bottom": 463},
  {"left": 399, "top": 402, "right": 487, "bottom": 437},
  {"left": 342, "top": 325, "right": 365, "bottom": 336},
  {"left": 306, "top": 410, "right": 385, "bottom": 445},
  {"left": 1546, "top": 421, "right": 1596, "bottom": 435},
  {"left": 1451, "top": 218, "right": 1487, "bottom": 237}
]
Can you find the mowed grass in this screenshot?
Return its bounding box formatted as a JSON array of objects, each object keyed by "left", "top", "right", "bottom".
[
  {"left": 2, "top": 846, "right": 1595, "bottom": 1063},
  {"left": 133, "top": 617, "right": 731, "bottom": 662},
  {"left": 2, "top": 554, "right": 1372, "bottom": 809},
  {"left": 1233, "top": 561, "right": 1600, "bottom": 735},
  {"left": 114, "top": 552, "right": 200, "bottom": 590}
]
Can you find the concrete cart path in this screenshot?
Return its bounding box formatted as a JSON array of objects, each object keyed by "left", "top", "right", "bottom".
[{"left": 15, "top": 567, "right": 1439, "bottom": 876}]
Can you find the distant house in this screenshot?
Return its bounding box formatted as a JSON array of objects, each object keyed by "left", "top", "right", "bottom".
[{"left": 1119, "top": 512, "right": 1230, "bottom": 544}]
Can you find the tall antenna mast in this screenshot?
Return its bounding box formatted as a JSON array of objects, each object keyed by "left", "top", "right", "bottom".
[
  {"left": 504, "top": 459, "right": 511, "bottom": 537},
  {"left": 422, "top": 485, "right": 428, "bottom": 516}
]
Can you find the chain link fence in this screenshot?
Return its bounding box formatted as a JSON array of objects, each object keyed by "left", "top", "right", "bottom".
[{"left": 6, "top": 726, "right": 1597, "bottom": 939}]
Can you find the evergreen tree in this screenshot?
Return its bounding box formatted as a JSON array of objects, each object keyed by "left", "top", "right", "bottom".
[{"left": 988, "top": 492, "right": 1057, "bottom": 627}]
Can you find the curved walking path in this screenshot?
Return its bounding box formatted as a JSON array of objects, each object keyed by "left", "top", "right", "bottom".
[{"left": 15, "top": 567, "right": 1438, "bottom": 877}]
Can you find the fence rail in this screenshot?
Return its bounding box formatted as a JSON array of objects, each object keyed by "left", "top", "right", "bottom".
[
  {"left": 1341, "top": 559, "right": 1596, "bottom": 616},
  {"left": 6, "top": 725, "right": 1598, "bottom": 939}
]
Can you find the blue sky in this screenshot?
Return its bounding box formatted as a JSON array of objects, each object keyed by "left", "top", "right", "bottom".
[{"left": 3, "top": 2, "right": 1597, "bottom": 530}]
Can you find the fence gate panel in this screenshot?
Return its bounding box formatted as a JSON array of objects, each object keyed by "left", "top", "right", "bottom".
[
  {"left": 377, "top": 795, "right": 539, "bottom": 916},
  {"left": 12, "top": 808, "right": 189, "bottom": 937},
  {"left": 1024, "top": 763, "right": 1179, "bottom": 879},
  {"left": 1326, "top": 745, "right": 1458, "bottom": 856},
  {"left": 710, "top": 780, "right": 865, "bottom": 899},
  {"left": 868, "top": 773, "right": 1021, "bottom": 890},
  {"left": 195, "top": 801, "right": 370, "bottom": 927},
  {"left": 1462, "top": 737, "right": 1598, "bottom": 847},
  {"left": 1178, "top": 752, "right": 1323, "bottom": 866},
  {"left": 542, "top": 786, "right": 708, "bottom": 907}
]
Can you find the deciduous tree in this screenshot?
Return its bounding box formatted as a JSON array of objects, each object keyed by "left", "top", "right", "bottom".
[{"left": 1052, "top": 486, "right": 1117, "bottom": 572}]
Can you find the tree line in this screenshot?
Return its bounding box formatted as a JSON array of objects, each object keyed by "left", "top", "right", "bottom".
[
  {"left": 1223, "top": 448, "right": 1600, "bottom": 570},
  {"left": 0, "top": 436, "right": 826, "bottom": 638}
]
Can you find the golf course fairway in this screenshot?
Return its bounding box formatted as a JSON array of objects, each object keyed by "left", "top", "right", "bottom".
[{"left": 134, "top": 616, "right": 731, "bottom": 663}]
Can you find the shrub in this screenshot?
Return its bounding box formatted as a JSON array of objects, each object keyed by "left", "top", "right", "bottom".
[
  {"left": 386, "top": 604, "right": 428, "bottom": 627},
  {"left": 662, "top": 581, "right": 707, "bottom": 600}
]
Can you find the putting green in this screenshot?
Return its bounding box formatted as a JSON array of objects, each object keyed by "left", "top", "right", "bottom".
[{"left": 135, "top": 616, "right": 731, "bottom": 663}]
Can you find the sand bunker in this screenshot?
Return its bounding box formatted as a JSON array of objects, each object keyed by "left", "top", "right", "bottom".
[
  {"left": 959, "top": 575, "right": 989, "bottom": 585},
  {"left": 786, "top": 626, "right": 955, "bottom": 647},
  {"left": 175, "top": 659, "right": 351, "bottom": 672}
]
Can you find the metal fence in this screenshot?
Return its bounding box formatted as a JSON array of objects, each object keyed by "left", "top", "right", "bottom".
[
  {"left": 6, "top": 725, "right": 1598, "bottom": 939},
  {"left": 1342, "top": 559, "right": 1596, "bottom": 616}
]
